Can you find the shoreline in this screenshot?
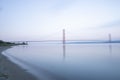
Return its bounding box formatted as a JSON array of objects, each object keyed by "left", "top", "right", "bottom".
[{"left": 0, "top": 46, "right": 38, "bottom": 80}]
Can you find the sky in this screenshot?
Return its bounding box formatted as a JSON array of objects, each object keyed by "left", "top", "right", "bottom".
[{"left": 0, "top": 0, "right": 120, "bottom": 41}]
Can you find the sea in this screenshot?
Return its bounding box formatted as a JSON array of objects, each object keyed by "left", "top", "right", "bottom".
[{"left": 2, "top": 41, "right": 120, "bottom": 80}]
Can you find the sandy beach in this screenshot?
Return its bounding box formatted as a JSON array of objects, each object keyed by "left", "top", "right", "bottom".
[{"left": 0, "top": 46, "right": 38, "bottom": 80}]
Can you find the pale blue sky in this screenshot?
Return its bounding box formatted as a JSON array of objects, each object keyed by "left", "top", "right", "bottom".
[{"left": 0, "top": 0, "right": 120, "bottom": 41}]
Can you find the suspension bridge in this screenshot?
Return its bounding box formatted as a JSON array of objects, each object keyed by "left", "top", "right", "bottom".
[{"left": 8, "top": 29, "right": 120, "bottom": 44}]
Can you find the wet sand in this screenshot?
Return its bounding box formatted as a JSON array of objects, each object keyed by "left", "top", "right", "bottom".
[{"left": 0, "top": 46, "right": 38, "bottom": 80}]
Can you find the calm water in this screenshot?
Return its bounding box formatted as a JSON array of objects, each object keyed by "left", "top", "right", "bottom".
[{"left": 3, "top": 42, "right": 120, "bottom": 80}]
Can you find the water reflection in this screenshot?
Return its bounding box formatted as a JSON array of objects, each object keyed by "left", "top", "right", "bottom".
[
  {"left": 108, "top": 44, "right": 113, "bottom": 62},
  {"left": 63, "top": 44, "right": 66, "bottom": 61},
  {"left": 22, "top": 45, "right": 28, "bottom": 48},
  {"left": 109, "top": 44, "right": 112, "bottom": 55}
]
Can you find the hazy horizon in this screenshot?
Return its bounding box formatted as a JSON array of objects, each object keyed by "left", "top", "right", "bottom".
[{"left": 0, "top": 0, "right": 120, "bottom": 41}]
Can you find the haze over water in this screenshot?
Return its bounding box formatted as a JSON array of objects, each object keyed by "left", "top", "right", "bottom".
[{"left": 3, "top": 42, "right": 120, "bottom": 80}]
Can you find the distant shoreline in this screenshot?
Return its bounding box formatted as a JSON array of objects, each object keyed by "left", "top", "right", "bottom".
[
  {"left": 0, "top": 40, "right": 27, "bottom": 46},
  {"left": 67, "top": 41, "right": 120, "bottom": 44},
  {"left": 25, "top": 40, "right": 120, "bottom": 44},
  {"left": 0, "top": 46, "right": 37, "bottom": 80}
]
